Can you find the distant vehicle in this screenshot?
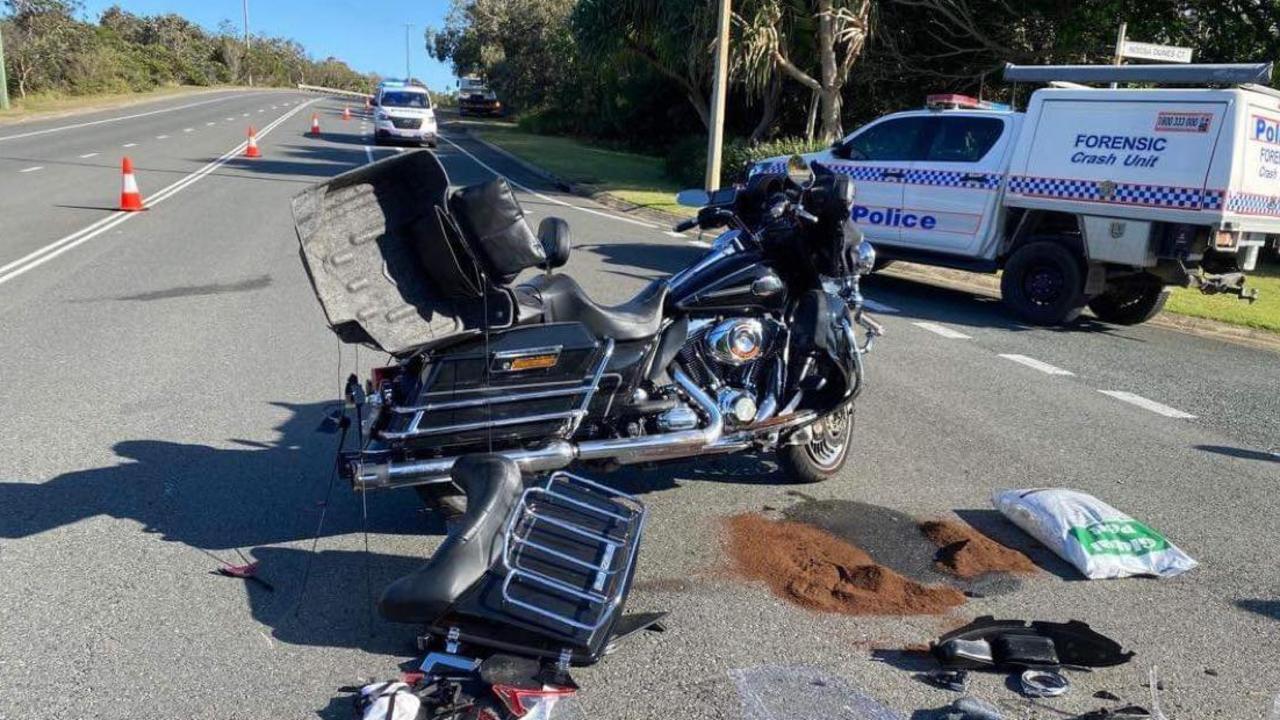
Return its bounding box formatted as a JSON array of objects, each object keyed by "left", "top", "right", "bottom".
[
  {"left": 755, "top": 62, "right": 1278, "bottom": 326},
  {"left": 458, "top": 77, "right": 502, "bottom": 117},
  {"left": 373, "top": 79, "right": 438, "bottom": 148}
]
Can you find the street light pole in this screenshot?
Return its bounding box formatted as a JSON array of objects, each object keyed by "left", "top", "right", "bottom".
[
  {"left": 0, "top": 29, "right": 10, "bottom": 110},
  {"left": 704, "top": 0, "right": 731, "bottom": 191},
  {"left": 243, "top": 0, "right": 253, "bottom": 87},
  {"left": 404, "top": 24, "right": 414, "bottom": 81}
]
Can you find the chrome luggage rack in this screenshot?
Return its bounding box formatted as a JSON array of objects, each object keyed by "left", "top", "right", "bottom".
[
  {"left": 379, "top": 339, "right": 614, "bottom": 441},
  {"left": 499, "top": 472, "right": 646, "bottom": 642}
]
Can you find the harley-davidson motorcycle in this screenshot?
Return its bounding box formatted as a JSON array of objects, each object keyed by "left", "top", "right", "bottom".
[{"left": 293, "top": 149, "right": 882, "bottom": 517}]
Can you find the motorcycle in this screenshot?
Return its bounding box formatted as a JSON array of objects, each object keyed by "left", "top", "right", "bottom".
[{"left": 292, "top": 149, "right": 882, "bottom": 515}]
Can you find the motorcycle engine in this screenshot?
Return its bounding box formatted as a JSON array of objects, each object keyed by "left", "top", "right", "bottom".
[{"left": 675, "top": 317, "right": 779, "bottom": 426}]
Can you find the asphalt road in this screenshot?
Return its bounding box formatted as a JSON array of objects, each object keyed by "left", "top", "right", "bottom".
[{"left": 0, "top": 93, "right": 1276, "bottom": 720}]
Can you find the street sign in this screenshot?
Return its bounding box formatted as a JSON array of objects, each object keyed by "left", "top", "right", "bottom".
[{"left": 1121, "top": 41, "right": 1193, "bottom": 64}]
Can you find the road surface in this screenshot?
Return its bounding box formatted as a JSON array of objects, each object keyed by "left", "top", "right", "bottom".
[{"left": 0, "top": 92, "right": 1276, "bottom": 719}]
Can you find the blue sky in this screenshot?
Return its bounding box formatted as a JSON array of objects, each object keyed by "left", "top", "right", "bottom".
[{"left": 79, "top": 0, "right": 457, "bottom": 90}]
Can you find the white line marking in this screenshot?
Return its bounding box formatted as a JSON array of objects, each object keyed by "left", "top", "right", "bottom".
[
  {"left": 912, "top": 321, "right": 971, "bottom": 339},
  {"left": 122, "top": 143, "right": 137, "bottom": 148},
  {"left": 155, "top": 135, "right": 169, "bottom": 140},
  {"left": 664, "top": 231, "right": 686, "bottom": 238},
  {"left": 183, "top": 128, "right": 194, "bottom": 133},
  {"left": 364, "top": 145, "right": 374, "bottom": 164},
  {"left": 18, "top": 166, "right": 43, "bottom": 173},
  {"left": 225, "top": 117, "right": 234, "bottom": 121},
  {"left": 688, "top": 239, "right": 712, "bottom": 248},
  {"left": 0, "top": 99, "right": 317, "bottom": 289},
  {"left": 999, "top": 354, "right": 1074, "bottom": 376},
  {"left": 437, "top": 135, "right": 658, "bottom": 229},
  {"left": 205, "top": 121, "right": 216, "bottom": 126},
  {"left": 257, "top": 109, "right": 264, "bottom": 113},
  {"left": 1098, "top": 391, "right": 1196, "bottom": 419},
  {"left": 0, "top": 94, "right": 248, "bottom": 142},
  {"left": 242, "top": 113, "right": 250, "bottom": 117},
  {"left": 861, "top": 299, "right": 900, "bottom": 314},
  {"left": 78, "top": 152, "right": 98, "bottom": 158}
]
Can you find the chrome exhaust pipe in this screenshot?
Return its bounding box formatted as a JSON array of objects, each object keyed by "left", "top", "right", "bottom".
[{"left": 351, "top": 368, "right": 724, "bottom": 491}]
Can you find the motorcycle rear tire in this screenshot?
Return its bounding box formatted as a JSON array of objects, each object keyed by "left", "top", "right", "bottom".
[
  {"left": 778, "top": 402, "right": 853, "bottom": 483},
  {"left": 415, "top": 483, "right": 467, "bottom": 519}
]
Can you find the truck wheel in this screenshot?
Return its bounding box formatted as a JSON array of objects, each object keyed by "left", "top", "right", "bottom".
[
  {"left": 1088, "top": 277, "right": 1169, "bottom": 325},
  {"left": 414, "top": 483, "right": 466, "bottom": 519},
  {"left": 778, "top": 402, "right": 853, "bottom": 483},
  {"left": 1001, "top": 241, "right": 1087, "bottom": 325}
]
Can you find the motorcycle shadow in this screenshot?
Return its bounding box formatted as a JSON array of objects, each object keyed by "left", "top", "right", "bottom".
[{"left": 597, "top": 451, "right": 787, "bottom": 497}]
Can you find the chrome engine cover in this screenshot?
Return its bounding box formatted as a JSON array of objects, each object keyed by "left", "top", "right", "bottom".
[{"left": 705, "top": 318, "right": 767, "bottom": 366}]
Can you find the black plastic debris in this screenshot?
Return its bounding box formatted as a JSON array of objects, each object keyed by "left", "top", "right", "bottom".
[
  {"left": 918, "top": 669, "right": 969, "bottom": 692},
  {"left": 948, "top": 696, "right": 1003, "bottom": 720},
  {"left": 931, "top": 616, "right": 1134, "bottom": 670}
]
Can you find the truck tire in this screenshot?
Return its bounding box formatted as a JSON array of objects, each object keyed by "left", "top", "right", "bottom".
[
  {"left": 1088, "top": 276, "right": 1169, "bottom": 325},
  {"left": 778, "top": 402, "right": 853, "bottom": 484},
  {"left": 1001, "top": 241, "right": 1087, "bottom": 325}
]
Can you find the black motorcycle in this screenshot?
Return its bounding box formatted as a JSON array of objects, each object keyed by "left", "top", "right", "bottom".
[{"left": 293, "top": 150, "right": 882, "bottom": 516}]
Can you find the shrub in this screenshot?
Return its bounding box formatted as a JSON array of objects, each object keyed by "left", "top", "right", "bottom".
[{"left": 663, "top": 135, "right": 830, "bottom": 187}]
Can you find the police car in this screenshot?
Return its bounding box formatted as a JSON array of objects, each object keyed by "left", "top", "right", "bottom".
[
  {"left": 756, "top": 63, "right": 1279, "bottom": 325},
  {"left": 373, "top": 80, "right": 438, "bottom": 148}
]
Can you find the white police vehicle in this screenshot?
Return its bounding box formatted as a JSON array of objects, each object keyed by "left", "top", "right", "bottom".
[
  {"left": 757, "top": 62, "right": 1279, "bottom": 325},
  {"left": 373, "top": 80, "right": 438, "bottom": 148}
]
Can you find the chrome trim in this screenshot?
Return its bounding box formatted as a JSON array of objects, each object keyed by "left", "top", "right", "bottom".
[
  {"left": 576, "top": 368, "right": 722, "bottom": 464},
  {"left": 391, "top": 385, "right": 590, "bottom": 413},
  {"left": 490, "top": 345, "right": 563, "bottom": 374},
  {"left": 571, "top": 339, "right": 615, "bottom": 434},
  {"left": 352, "top": 441, "right": 575, "bottom": 490},
  {"left": 379, "top": 410, "right": 585, "bottom": 439}
]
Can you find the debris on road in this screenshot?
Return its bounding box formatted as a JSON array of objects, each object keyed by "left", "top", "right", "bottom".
[
  {"left": 992, "top": 488, "right": 1198, "bottom": 579},
  {"left": 212, "top": 559, "right": 275, "bottom": 592},
  {"left": 947, "top": 696, "right": 1004, "bottom": 720},
  {"left": 931, "top": 616, "right": 1134, "bottom": 670},
  {"left": 919, "top": 518, "right": 1040, "bottom": 578},
  {"left": 724, "top": 513, "right": 966, "bottom": 615},
  {"left": 1019, "top": 668, "right": 1070, "bottom": 697},
  {"left": 919, "top": 669, "right": 970, "bottom": 692}
]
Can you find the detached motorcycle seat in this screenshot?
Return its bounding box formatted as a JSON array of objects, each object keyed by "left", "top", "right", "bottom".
[
  {"left": 378, "top": 455, "right": 523, "bottom": 624},
  {"left": 517, "top": 274, "right": 667, "bottom": 341}
]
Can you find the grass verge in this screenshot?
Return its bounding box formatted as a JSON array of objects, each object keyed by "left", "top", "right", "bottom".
[
  {"left": 1167, "top": 263, "right": 1280, "bottom": 333},
  {"left": 467, "top": 121, "right": 693, "bottom": 217},
  {"left": 0, "top": 85, "right": 239, "bottom": 124}
]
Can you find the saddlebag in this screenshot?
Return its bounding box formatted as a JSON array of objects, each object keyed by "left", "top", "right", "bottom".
[{"left": 377, "top": 322, "right": 612, "bottom": 450}]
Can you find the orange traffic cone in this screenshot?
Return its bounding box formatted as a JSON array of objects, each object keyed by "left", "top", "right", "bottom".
[
  {"left": 342, "top": 106, "right": 352, "bottom": 121},
  {"left": 245, "top": 126, "right": 261, "bottom": 158},
  {"left": 310, "top": 113, "right": 321, "bottom": 137},
  {"left": 119, "top": 157, "right": 145, "bottom": 212}
]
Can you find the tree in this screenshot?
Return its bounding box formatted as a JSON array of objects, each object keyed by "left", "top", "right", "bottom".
[
  {"left": 4, "top": 0, "right": 84, "bottom": 97},
  {"left": 736, "top": 0, "right": 871, "bottom": 142}
]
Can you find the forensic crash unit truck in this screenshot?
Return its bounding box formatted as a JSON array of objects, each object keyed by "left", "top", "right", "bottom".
[{"left": 758, "top": 62, "right": 1278, "bottom": 325}]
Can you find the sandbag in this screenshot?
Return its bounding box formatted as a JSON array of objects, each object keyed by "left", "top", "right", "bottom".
[
  {"left": 992, "top": 488, "right": 1197, "bottom": 580},
  {"left": 356, "top": 681, "right": 421, "bottom": 720}
]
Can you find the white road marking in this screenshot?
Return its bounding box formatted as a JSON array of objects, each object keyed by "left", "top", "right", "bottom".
[
  {"left": 242, "top": 113, "right": 250, "bottom": 117},
  {"left": 364, "top": 145, "right": 374, "bottom": 164},
  {"left": 225, "top": 117, "right": 234, "bottom": 121},
  {"left": 122, "top": 142, "right": 137, "bottom": 148},
  {"left": 999, "top": 354, "right": 1075, "bottom": 376},
  {"left": 861, "top": 299, "right": 900, "bottom": 314},
  {"left": 0, "top": 94, "right": 248, "bottom": 142},
  {"left": 688, "top": 239, "right": 712, "bottom": 248},
  {"left": 156, "top": 135, "right": 169, "bottom": 140},
  {"left": 78, "top": 152, "right": 99, "bottom": 159},
  {"left": 0, "top": 99, "right": 318, "bottom": 289},
  {"left": 257, "top": 109, "right": 264, "bottom": 113},
  {"left": 664, "top": 231, "right": 686, "bottom": 238},
  {"left": 912, "top": 321, "right": 971, "bottom": 339},
  {"left": 183, "top": 128, "right": 194, "bottom": 133},
  {"left": 1098, "top": 391, "right": 1196, "bottom": 419},
  {"left": 438, "top": 135, "right": 659, "bottom": 229},
  {"left": 18, "top": 166, "right": 43, "bottom": 173},
  {"left": 205, "top": 121, "right": 216, "bottom": 126}
]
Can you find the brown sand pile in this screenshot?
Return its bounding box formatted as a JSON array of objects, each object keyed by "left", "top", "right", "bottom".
[
  {"left": 919, "top": 518, "right": 1039, "bottom": 578},
  {"left": 724, "top": 513, "right": 966, "bottom": 615}
]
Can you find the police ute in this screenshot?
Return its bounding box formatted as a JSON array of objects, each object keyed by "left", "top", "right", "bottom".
[{"left": 755, "top": 62, "right": 1279, "bottom": 325}]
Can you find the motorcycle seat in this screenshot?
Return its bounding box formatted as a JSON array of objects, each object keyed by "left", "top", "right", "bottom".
[
  {"left": 378, "top": 455, "right": 523, "bottom": 624},
  {"left": 516, "top": 274, "right": 667, "bottom": 341}
]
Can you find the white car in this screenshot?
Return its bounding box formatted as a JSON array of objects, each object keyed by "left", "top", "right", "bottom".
[{"left": 374, "top": 81, "right": 438, "bottom": 148}]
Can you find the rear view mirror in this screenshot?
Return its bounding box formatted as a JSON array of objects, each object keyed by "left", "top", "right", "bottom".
[
  {"left": 786, "top": 154, "right": 809, "bottom": 184},
  {"left": 676, "top": 189, "right": 710, "bottom": 207}
]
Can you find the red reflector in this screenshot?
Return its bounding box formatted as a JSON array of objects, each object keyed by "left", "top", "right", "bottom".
[
  {"left": 926, "top": 93, "right": 979, "bottom": 108},
  {"left": 491, "top": 684, "right": 577, "bottom": 717}
]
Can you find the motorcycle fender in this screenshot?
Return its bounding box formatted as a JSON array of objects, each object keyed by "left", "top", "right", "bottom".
[{"left": 788, "top": 289, "right": 854, "bottom": 400}]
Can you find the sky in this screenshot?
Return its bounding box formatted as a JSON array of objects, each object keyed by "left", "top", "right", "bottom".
[{"left": 79, "top": 0, "right": 458, "bottom": 90}]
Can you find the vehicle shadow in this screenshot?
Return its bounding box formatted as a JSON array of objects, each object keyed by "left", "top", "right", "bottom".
[
  {"left": 1235, "top": 598, "right": 1280, "bottom": 621},
  {"left": 575, "top": 242, "right": 705, "bottom": 278}
]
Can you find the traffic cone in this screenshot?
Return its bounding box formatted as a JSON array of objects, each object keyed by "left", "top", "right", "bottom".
[
  {"left": 310, "top": 113, "right": 321, "bottom": 137},
  {"left": 119, "top": 157, "right": 145, "bottom": 212},
  {"left": 245, "top": 126, "right": 261, "bottom": 158},
  {"left": 342, "top": 106, "right": 352, "bottom": 122}
]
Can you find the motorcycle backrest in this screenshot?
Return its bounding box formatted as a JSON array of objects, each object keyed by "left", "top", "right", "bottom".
[
  {"left": 449, "top": 177, "right": 546, "bottom": 283},
  {"left": 536, "top": 217, "right": 572, "bottom": 271}
]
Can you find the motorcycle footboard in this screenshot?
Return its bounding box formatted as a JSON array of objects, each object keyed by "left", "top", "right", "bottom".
[{"left": 499, "top": 472, "right": 647, "bottom": 651}]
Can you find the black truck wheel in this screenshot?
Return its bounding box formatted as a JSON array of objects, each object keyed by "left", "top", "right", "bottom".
[
  {"left": 1088, "top": 276, "right": 1170, "bottom": 325},
  {"left": 1001, "top": 241, "right": 1087, "bottom": 325}
]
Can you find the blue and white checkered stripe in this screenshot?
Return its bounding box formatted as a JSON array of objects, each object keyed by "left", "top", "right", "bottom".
[
  {"left": 1008, "top": 176, "right": 1210, "bottom": 210},
  {"left": 1225, "top": 191, "right": 1280, "bottom": 216},
  {"left": 749, "top": 161, "right": 998, "bottom": 189},
  {"left": 748, "top": 161, "right": 787, "bottom": 177}
]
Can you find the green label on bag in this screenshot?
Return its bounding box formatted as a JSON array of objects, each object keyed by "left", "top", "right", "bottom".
[{"left": 1070, "top": 520, "right": 1169, "bottom": 557}]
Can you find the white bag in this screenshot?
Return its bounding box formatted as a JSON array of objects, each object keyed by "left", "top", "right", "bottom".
[
  {"left": 992, "top": 488, "right": 1197, "bottom": 580},
  {"left": 358, "top": 681, "right": 421, "bottom": 720}
]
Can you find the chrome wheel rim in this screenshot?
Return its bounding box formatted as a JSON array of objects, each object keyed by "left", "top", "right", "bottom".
[{"left": 804, "top": 403, "right": 852, "bottom": 470}]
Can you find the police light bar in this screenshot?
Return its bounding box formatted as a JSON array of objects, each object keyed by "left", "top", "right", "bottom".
[{"left": 925, "top": 94, "right": 1011, "bottom": 111}]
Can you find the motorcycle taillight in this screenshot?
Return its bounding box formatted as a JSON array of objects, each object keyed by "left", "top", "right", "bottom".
[{"left": 490, "top": 684, "right": 577, "bottom": 718}]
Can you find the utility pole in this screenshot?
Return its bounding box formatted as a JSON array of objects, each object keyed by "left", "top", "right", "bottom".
[
  {"left": 243, "top": 0, "right": 253, "bottom": 87},
  {"left": 404, "top": 24, "right": 415, "bottom": 81},
  {"left": 1110, "top": 22, "right": 1127, "bottom": 89},
  {"left": 0, "top": 29, "right": 9, "bottom": 110},
  {"left": 704, "top": 0, "right": 731, "bottom": 191}
]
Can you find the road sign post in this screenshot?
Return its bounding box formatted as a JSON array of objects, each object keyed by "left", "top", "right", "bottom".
[
  {"left": 704, "top": 0, "right": 731, "bottom": 191},
  {"left": 0, "top": 29, "right": 10, "bottom": 110}
]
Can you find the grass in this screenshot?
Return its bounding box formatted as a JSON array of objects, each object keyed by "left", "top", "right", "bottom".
[
  {"left": 1167, "top": 261, "right": 1280, "bottom": 333},
  {"left": 467, "top": 120, "right": 694, "bottom": 217},
  {"left": 0, "top": 85, "right": 242, "bottom": 124}
]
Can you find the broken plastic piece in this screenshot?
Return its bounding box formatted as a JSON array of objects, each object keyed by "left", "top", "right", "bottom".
[
  {"left": 931, "top": 616, "right": 1133, "bottom": 670},
  {"left": 919, "top": 669, "right": 969, "bottom": 692}
]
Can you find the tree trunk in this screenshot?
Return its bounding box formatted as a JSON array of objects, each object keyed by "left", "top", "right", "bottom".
[
  {"left": 815, "top": 0, "right": 842, "bottom": 143},
  {"left": 804, "top": 88, "right": 819, "bottom": 141},
  {"left": 749, "top": 73, "right": 782, "bottom": 144}
]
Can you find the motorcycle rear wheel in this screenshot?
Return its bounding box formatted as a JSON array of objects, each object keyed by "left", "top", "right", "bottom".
[{"left": 778, "top": 401, "right": 853, "bottom": 483}]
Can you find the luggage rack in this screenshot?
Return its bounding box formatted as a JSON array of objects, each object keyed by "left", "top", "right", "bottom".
[
  {"left": 500, "top": 472, "right": 646, "bottom": 641},
  {"left": 379, "top": 339, "right": 614, "bottom": 440}
]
